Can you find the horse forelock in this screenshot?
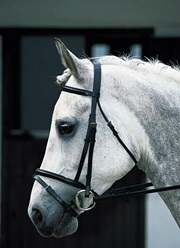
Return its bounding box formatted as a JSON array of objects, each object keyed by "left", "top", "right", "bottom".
[{"left": 56, "top": 69, "right": 71, "bottom": 84}]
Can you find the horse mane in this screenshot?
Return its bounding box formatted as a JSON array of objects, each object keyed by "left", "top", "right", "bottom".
[
  {"left": 56, "top": 56, "right": 180, "bottom": 84},
  {"left": 99, "top": 56, "right": 180, "bottom": 83}
]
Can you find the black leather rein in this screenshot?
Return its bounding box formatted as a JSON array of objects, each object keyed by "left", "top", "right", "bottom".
[{"left": 33, "top": 60, "right": 180, "bottom": 216}]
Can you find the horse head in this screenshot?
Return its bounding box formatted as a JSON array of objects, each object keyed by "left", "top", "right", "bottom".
[{"left": 28, "top": 39, "right": 140, "bottom": 238}]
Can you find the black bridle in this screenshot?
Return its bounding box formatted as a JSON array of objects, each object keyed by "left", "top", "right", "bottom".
[{"left": 33, "top": 60, "right": 180, "bottom": 217}]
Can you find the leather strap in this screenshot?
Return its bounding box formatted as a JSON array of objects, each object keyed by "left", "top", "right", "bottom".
[
  {"left": 35, "top": 168, "right": 85, "bottom": 189},
  {"left": 97, "top": 100, "right": 137, "bottom": 164},
  {"left": 33, "top": 174, "right": 79, "bottom": 217}
]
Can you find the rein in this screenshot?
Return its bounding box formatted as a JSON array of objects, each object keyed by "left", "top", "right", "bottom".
[{"left": 33, "top": 60, "right": 180, "bottom": 216}]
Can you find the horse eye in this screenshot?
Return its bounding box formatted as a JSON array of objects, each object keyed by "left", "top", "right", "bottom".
[{"left": 58, "top": 123, "right": 75, "bottom": 135}]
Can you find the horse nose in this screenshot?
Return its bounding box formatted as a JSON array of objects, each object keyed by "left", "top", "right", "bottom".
[
  {"left": 28, "top": 204, "right": 55, "bottom": 237},
  {"left": 31, "top": 208, "right": 43, "bottom": 226}
]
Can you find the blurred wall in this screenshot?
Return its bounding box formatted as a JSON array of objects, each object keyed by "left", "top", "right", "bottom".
[
  {"left": 0, "top": 0, "right": 180, "bottom": 36},
  {"left": 0, "top": 36, "right": 2, "bottom": 244}
]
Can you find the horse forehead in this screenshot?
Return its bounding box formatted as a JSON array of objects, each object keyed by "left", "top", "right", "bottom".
[{"left": 54, "top": 92, "right": 90, "bottom": 118}]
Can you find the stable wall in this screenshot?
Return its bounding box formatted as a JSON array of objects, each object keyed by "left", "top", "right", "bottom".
[
  {"left": 0, "top": 37, "right": 2, "bottom": 246},
  {"left": 0, "top": 0, "right": 180, "bottom": 36}
]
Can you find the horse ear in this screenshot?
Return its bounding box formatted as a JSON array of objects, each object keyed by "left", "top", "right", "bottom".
[{"left": 55, "top": 38, "right": 84, "bottom": 82}]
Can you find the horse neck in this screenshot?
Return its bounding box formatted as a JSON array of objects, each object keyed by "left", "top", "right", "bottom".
[{"left": 101, "top": 65, "right": 180, "bottom": 187}]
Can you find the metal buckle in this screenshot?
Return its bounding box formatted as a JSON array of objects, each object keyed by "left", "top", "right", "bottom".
[{"left": 74, "top": 190, "right": 96, "bottom": 211}]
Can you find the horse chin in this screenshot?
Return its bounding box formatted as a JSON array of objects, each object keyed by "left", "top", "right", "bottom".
[
  {"left": 53, "top": 215, "right": 78, "bottom": 238},
  {"left": 33, "top": 211, "right": 79, "bottom": 238}
]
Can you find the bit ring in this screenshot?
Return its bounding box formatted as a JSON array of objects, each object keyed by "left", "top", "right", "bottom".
[{"left": 74, "top": 190, "right": 96, "bottom": 211}]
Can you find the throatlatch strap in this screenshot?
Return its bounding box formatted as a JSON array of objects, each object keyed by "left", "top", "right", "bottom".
[{"left": 97, "top": 100, "right": 137, "bottom": 164}]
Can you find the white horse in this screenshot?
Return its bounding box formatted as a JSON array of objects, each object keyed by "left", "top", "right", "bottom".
[{"left": 28, "top": 39, "right": 180, "bottom": 238}]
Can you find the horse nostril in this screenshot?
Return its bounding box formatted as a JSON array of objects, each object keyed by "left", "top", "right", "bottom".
[
  {"left": 29, "top": 206, "right": 55, "bottom": 237},
  {"left": 32, "top": 208, "right": 43, "bottom": 225}
]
